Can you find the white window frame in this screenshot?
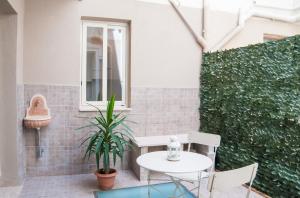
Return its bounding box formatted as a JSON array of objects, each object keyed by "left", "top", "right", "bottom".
[{"left": 80, "top": 20, "right": 129, "bottom": 111}]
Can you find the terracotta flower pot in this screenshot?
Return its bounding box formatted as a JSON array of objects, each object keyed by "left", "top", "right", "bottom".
[{"left": 95, "top": 169, "right": 117, "bottom": 190}]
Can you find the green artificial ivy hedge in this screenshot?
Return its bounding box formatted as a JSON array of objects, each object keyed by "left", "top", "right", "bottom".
[{"left": 200, "top": 35, "right": 300, "bottom": 198}]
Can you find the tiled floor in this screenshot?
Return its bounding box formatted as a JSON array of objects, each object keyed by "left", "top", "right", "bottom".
[{"left": 2, "top": 170, "right": 264, "bottom": 198}]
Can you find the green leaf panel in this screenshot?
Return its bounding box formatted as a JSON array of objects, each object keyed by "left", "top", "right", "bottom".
[{"left": 200, "top": 35, "right": 300, "bottom": 198}]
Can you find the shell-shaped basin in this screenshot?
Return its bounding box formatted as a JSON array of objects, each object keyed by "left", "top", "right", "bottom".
[
  {"left": 24, "top": 94, "right": 51, "bottom": 129},
  {"left": 24, "top": 116, "right": 51, "bottom": 129}
]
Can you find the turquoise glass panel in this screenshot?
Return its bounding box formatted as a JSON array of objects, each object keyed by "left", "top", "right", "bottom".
[{"left": 95, "top": 182, "right": 195, "bottom": 198}]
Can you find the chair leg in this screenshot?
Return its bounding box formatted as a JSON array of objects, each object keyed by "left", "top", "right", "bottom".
[
  {"left": 209, "top": 191, "right": 214, "bottom": 198},
  {"left": 210, "top": 147, "right": 217, "bottom": 173},
  {"left": 187, "top": 143, "right": 191, "bottom": 152}
]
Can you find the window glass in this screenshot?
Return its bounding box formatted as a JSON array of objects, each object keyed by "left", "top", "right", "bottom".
[
  {"left": 107, "top": 27, "right": 124, "bottom": 101},
  {"left": 86, "top": 27, "right": 104, "bottom": 101}
]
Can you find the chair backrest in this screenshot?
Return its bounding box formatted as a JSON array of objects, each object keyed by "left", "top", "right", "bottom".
[
  {"left": 207, "top": 163, "right": 258, "bottom": 193},
  {"left": 188, "top": 132, "right": 221, "bottom": 148}
]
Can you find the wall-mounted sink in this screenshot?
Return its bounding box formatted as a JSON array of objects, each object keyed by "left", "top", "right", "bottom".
[
  {"left": 24, "top": 115, "right": 51, "bottom": 129},
  {"left": 24, "top": 94, "right": 51, "bottom": 157}
]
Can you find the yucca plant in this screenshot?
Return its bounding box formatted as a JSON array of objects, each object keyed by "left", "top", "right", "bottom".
[{"left": 78, "top": 96, "right": 135, "bottom": 175}]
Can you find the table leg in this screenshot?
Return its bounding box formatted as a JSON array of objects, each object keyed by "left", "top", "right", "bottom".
[
  {"left": 170, "top": 176, "right": 186, "bottom": 198},
  {"left": 172, "top": 178, "right": 178, "bottom": 197},
  {"left": 197, "top": 172, "right": 202, "bottom": 198},
  {"left": 147, "top": 171, "right": 151, "bottom": 198},
  {"left": 140, "top": 147, "right": 149, "bottom": 181}
]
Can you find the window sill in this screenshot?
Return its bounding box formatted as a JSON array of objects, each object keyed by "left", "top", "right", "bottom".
[{"left": 79, "top": 105, "right": 132, "bottom": 112}]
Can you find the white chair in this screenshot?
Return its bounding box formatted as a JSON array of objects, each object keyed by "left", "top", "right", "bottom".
[
  {"left": 207, "top": 163, "right": 258, "bottom": 198},
  {"left": 166, "top": 132, "right": 221, "bottom": 197},
  {"left": 187, "top": 132, "right": 221, "bottom": 171}
]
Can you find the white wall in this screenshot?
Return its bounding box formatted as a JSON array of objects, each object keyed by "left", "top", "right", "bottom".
[
  {"left": 203, "top": 6, "right": 300, "bottom": 51},
  {"left": 204, "top": 9, "right": 238, "bottom": 48},
  {"left": 223, "top": 17, "right": 300, "bottom": 49},
  {"left": 7, "top": 0, "right": 24, "bottom": 84},
  {"left": 0, "top": 13, "right": 19, "bottom": 186},
  {"left": 132, "top": 2, "right": 202, "bottom": 88},
  {"left": 0, "top": 0, "right": 25, "bottom": 186},
  {"left": 23, "top": 0, "right": 202, "bottom": 88},
  {"left": 25, "top": 0, "right": 300, "bottom": 87}
]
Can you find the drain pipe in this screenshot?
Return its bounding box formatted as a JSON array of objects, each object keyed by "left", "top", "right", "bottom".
[
  {"left": 168, "top": 0, "right": 208, "bottom": 49},
  {"left": 171, "top": 0, "right": 299, "bottom": 52},
  {"left": 208, "top": 6, "right": 299, "bottom": 51},
  {"left": 202, "top": 0, "right": 209, "bottom": 52},
  {"left": 209, "top": 8, "right": 253, "bottom": 52}
]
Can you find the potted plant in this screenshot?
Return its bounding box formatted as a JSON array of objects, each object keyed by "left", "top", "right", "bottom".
[{"left": 78, "top": 96, "right": 135, "bottom": 190}]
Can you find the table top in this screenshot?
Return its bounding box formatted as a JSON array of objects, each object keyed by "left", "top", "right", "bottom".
[{"left": 136, "top": 151, "right": 212, "bottom": 174}]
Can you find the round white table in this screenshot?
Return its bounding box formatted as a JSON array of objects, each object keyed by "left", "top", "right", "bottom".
[
  {"left": 137, "top": 151, "right": 212, "bottom": 174},
  {"left": 137, "top": 151, "right": 213, "bottom": 198}
]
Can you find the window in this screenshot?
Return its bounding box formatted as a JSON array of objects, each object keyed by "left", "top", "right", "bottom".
[{"left": 80, "top": 21, "right": 129, "bottom": 110}]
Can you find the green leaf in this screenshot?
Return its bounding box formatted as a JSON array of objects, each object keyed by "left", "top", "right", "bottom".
[
  {"left": 112, "top": 135, "right": 124, "bottom": 158},
  {"left": 107, "top": 95, "right": 115, "bottom": 124},
  {"left": 112, "top": 147, "right": 117, "bottom": 166},
  {"left": 95, "top": 136, "right": 104, "bottom": 154},
  {"left": 96, "top": 153, "right": 100, "bottom": 171}
]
